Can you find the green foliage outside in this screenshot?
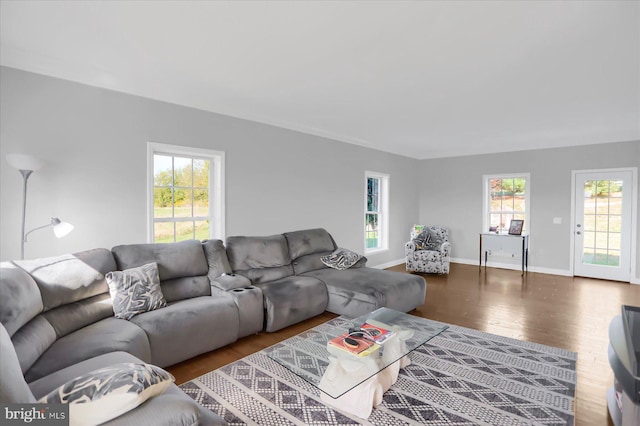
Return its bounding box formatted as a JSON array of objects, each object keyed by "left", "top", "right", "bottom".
[
  {"left": 490, "top": 178, "right": 526, "bottom": 196},
  {"left": 154, "top": 220, "right": 209, "bottom": 244},
  {"left": 583, "top": 252, "right": 620, "bottom": 267},
  {"left": 153, "top": 156, "right": 210, "bottom": 243},
  {"left": 154, "top": 159, "right": 209, "bottom": 209},
  {"left": 366, "top": 233, "right": 379, "bottom": 249},
  {"left": 584, "top": 180, "right": 622, "bottom": 197},
  {"left": 366, "top": 177, "right": 380, "bottom": 247}
]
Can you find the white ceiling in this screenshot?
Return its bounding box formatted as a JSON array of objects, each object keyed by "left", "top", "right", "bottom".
[{"left": 1, "top": 1, "right": 638, "bottom": 159}]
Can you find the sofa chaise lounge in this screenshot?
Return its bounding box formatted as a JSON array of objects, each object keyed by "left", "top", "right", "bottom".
[{"left": 0, "top": 228, "right": 426, "bottom": 425}]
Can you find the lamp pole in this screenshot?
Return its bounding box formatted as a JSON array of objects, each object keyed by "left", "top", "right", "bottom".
[{"left": 18, "top": 169, "right": 33, "bottom": 260}]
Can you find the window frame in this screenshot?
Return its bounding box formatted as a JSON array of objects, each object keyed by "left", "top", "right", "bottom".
[
  {"left": 482, "top": 173, "right": 530, "bottom": 235},
  {"left": 147, "top": 142, "right": 225, "bottom": 243},
  {"left": 364, "top": 171, "right": 390, "bottom": 254}
]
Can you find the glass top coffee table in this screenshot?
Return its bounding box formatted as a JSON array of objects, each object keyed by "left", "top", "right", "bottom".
[{"left": 264, "top": 308, "right": 448, "bottom": 400}]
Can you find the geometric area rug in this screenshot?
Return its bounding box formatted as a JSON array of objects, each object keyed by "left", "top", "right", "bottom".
[{"left": 180, "top": 317, "right": 577, "bottom": 425}]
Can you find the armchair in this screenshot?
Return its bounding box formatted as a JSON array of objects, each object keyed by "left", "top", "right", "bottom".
[{"left": 405, "top": 225, "right": 450, "bottom": 274}]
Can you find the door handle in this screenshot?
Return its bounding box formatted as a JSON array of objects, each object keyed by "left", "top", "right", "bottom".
[
  {"left": 576, "top": 224, "right": 582, "bottom": 228},
  {"left": 576, "top": 231, "right": 581, "bottom": 235}
]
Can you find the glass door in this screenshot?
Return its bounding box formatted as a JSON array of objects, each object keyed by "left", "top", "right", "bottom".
[{"left": 573, "top": 170, "right": 633, "bottom": 282}]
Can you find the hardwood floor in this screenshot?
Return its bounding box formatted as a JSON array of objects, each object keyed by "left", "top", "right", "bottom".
[{"left": 168, "top": 263, "right": 640, "bottom": 425}]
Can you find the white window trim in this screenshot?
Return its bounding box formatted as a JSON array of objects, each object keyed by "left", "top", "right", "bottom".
[
  {"left": 482, "top": 173, "right": 530, "bottom": 234},
  {"left": 147, "top": 142, "right": 225, "bottom": 243},
  {"left": 364, "top": 171, "right": 390, "bottom": 254}
]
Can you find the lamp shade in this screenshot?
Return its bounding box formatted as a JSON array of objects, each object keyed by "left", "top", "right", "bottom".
[
  {"left": 6, "top": 153, "right": 45, "bottom": 171},
  {"left": 51, "top": 218, "right": 74, "bottom": 238}
]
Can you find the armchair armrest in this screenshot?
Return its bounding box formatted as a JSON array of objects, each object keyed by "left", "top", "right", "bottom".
[
  {"left": 440, "top": 241, "right": 451, "bottom": 257},
  {"left": 405, "top": 241, "right": 417, "bottom": 257}
]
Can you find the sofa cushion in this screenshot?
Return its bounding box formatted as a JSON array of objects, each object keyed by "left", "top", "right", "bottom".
[
  {"left": 226, "top": 234, "right": 294, "bottom": 283},
  {"left": 106, "top": 263, "right": 167, "bottom": 320},
  {"left": 39, "top": 363, "right": 174, "bottom": 426},
  {"left": 255, "top": 276, "right": 328, "bottom": 332},
  {"left": 284, "top": 228, "right": 337, "bottom": 274},
  {"left": 202, "top": 239, "right": 232, "bottom": 280},
  {"left": 302, "top": 267, "right": 427, "bottom": 318},
  {"left": 24, "top": 317, "right": 151, "bottom": 383},
  {"left": 13, "top": 248, "right": 116, "bottom": 311},
  {"left": 0, "top": 322, "right": 36, "bottom": 403},
  {"left": 12, "top": 316, "right": 57, "bottom": 374},
  {"left": 158, "top": 276, "right": 211, "bottom": 303},
  {"left": 42, "top": 293, "right": 114, "bottom": 339},
  {"left": 0, "top": 262, "right": 43, "bottom": 336},
  {"left": 112, "top": 240, "right": 209, "bottom": 281},
  {"left": 112, "top": 241, "right": 211, "bottom": 302},
  {"left": 284, "top": 228, "right": 336, "bottom": 259},
  {"left": 130, "top": 296, "right": 239, "bottom": 367},
  {"left": 102, "top": 389, "right": 204, "bottom": 426}
]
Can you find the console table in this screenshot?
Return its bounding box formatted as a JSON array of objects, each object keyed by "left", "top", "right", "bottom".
[{"left": 479, "top": 233, "right": 529, "bottom": 274}]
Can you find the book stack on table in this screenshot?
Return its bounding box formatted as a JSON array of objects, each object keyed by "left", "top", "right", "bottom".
[{"left": 328, "top": 322, "right": 395, "bottom": 357}]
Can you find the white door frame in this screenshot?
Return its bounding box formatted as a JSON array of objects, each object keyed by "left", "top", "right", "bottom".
[{"left": 570, "top": 167, "right": 638, "bottom": 283}]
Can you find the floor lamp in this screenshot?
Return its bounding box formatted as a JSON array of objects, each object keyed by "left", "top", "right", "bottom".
[{"left": 6, "top": 153, "right": 74, "bottom": 260}]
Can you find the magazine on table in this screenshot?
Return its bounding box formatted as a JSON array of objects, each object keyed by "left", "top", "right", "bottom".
[
  {"left": 361, "top": 322, "right": 395, "bottom": 344},
  {"left": 327, "top": 332, "right": 380, "bottom": 356}
]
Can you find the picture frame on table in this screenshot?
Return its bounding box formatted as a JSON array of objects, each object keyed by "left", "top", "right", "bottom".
[{"left": 508, "top": 219, "right": 524, "bottom": 235}]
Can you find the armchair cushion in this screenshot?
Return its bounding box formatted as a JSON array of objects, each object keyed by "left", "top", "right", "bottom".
[
  {"left": 412, "top": 231, "right": 430, "bottom": 250},
  {"left": 424, "top": 227, "right": 447, "bottom": 251}
]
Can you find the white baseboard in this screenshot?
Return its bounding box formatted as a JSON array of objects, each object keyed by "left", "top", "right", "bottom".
[
  {"left": 526, "top": 266, "right": 573, "bottom": 277},
  {"left": 449, "top": 257, "right": 479, "bottom": 266},
  {"left": 372, "top": 258, "right": 405, "bottom": 269},
  {"left": 450, "top": 257, "right": 572, "bottom": 277},
  {"left": 376, "top": 257, "right": 634, "bottom": 282}
]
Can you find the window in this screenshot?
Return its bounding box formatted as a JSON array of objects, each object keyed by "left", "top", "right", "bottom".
[
  {"left": 483, "top": 174, "right": 530, "bottom": 234},
  {"left": 148, "top": 142, "right": 224, "bottom": 243},
  {"left": 365, "top": 171, "right": 389, "bottom": 252}
]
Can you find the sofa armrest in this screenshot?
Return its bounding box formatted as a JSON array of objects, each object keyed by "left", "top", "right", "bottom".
[{"left": 211, "top": 273, "right": 251, "bottom": 291}]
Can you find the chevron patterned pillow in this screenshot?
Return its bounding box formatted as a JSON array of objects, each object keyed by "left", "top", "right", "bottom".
[
  {"left": 321, "top": 248, "right": 364, "bottom": 270},
  {"left": 106, "top": 262, "right": 167, "bottom": 320}
]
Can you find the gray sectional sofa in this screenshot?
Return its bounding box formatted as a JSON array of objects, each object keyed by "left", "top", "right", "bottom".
[{"left": 0, "top": 228, "right": 426, "bottom": 425}]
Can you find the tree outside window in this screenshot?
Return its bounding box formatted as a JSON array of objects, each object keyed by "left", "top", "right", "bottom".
[
  {"left": 365, "top": 171, "right": 389, "bottom": 252},
  {"left": 366, "top": 177, "right": 381, "bottom": 249},
  {"left": 153, "top": 155, "right": 210, "bottom": 243},
  {"left": 485, "top": 174, "right": 529, "bottom": 234},
  {"left": 148, "top": 142, "right": 225, "bottom": 244}
]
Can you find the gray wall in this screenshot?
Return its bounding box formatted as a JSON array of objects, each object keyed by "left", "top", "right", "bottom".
[
  {"left": 2, "top": 66, "right": 638, "bottom": 281},
  {"left": 419, "top": 141, "right": 640, "bottom": 277},
  {"left": 0, "top": 67, "right": 419, "bottom": 264}
]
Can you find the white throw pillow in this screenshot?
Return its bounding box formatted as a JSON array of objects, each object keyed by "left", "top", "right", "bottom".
[{"left": 38, "top": 363, "right": 174, "bottom": 426}]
